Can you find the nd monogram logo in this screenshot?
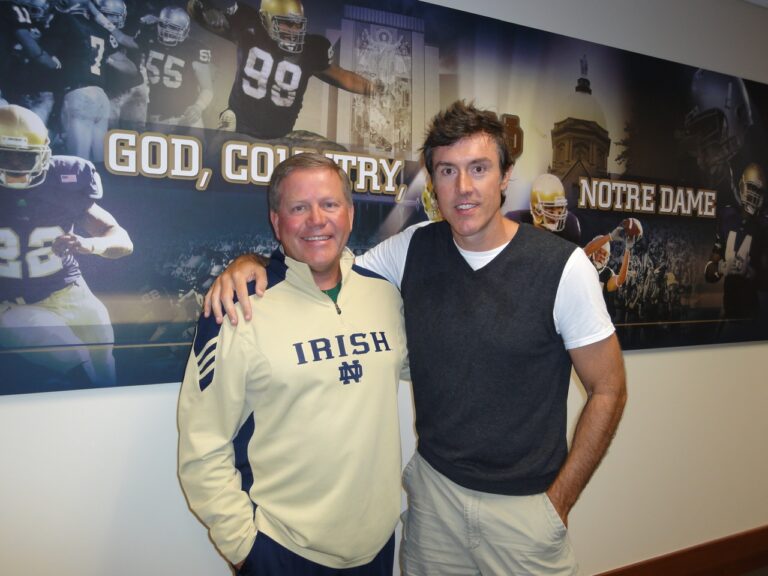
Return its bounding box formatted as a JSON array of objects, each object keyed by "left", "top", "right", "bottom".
[{"left": 338, "top": 360, "right": 363, "bottom": 385}]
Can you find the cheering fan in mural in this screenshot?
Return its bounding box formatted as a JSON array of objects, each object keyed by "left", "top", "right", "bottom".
[
  {"left": 505, "top": 173, "right": 582, "bottom": 243},
  {"left": 136, "top": 5, "right": 214, "bottom": 128},
  {"left": 187, "top": 0, "right": 381, "bottom": 144},
  {"left": 0, "top": 105, "right": 133, "bottom": 389},
  {"left": 705, "top": 162, "right": 768, "bottom": 320}
]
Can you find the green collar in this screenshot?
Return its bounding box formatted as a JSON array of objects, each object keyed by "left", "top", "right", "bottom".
[{"left": 321, "top": 281, "right": 342, "bottom": 303}]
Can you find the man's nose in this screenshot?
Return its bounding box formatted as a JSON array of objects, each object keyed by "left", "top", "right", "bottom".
[
  {"left": 308, "top": 205, "right": 325, "bottom": 225},
  {"left": 458, "top": 169, "right": 473, "bottom": 192}
]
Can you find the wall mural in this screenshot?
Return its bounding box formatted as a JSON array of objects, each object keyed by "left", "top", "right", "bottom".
[{"left": 1, "top": 0, "right": 767, "bottom": 394}]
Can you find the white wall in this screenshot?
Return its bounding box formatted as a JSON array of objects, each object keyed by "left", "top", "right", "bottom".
[
  {"left": 568, "top": 342, "right": 768, "bottom": 572},
  {"left": 2, "top": 2, "right": 768, "bottom": 575}
]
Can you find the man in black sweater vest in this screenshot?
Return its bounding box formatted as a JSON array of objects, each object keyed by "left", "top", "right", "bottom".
[{"left": 205, "top": 101, "right": 627, "bottom": 575}]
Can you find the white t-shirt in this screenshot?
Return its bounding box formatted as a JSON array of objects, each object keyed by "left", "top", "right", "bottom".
[{"left": 356, "top": 223, "right": 615, "bottom": 350}]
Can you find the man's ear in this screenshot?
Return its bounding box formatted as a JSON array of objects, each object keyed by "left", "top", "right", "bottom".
[
  {"left": 269, "top": 210, "right": 280, "bottom": 242},
  {"left": 501, "top": 164, "right": 514, "bottom": 189}
]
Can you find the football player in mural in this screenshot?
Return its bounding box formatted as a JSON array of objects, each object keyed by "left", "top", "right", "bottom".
[
  {"left": 682, "top": 68, "right": 754, "bottom": 198},
  {"left": 138, "top": 5, "right": 214, "bottom": 128},
  {"left": 43, "top": 0, "right": 140, "bottom": 161},
  {"left": 505, "top": 173, "right": 582, "bottom": 243},
  {"left": 419, "top": 178, "right": 442, "bottom": 222},
  {"left": 91, "top": 0, "right": 145, "bottom": 125},
  {"left": 84, "top": 0, "right": 141, "bottom": 49},
  {"left": 705, "top": 162, "right": 768, "bottom": 320},
  {"left": 0, "top": 105, "right": 133, "bottom": 389},
  {"left": 0, "top": 0, "right": 61, "bottom": 121},
  {"left": 584, "top": 218, "right": 641, "bottom": 292},
  {"left": 187, "top": 0, "right": 381, "bottom": 142}
]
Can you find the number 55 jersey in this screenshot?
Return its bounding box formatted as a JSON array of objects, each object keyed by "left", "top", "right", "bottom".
[{"left": 138, "top": 23, "right": 213, "bottom": 121}]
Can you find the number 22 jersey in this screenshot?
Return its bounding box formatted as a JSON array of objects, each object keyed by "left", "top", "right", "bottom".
[{"left": 1, "top": 156, "right": 102, "bottom": 303}]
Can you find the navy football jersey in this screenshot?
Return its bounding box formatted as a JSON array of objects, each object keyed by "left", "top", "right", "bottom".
[
  {"left": 218, "top": 3, "right": 332, "bottom": 138},
  {"left": 6, "top": 13, "right": 58, "bottom": 98},
  {"left": 596, "top": 265, "right": 615, "bottom": 291},
  {"left": 596, "top": 264, "right": 618, "bottom": 318},
  {"left": 44, "top": 12, "right": 122, "bottom": 91},
  {"left": 711, "top": 206, "right": 768, "bottom": 278},
  {"left": 0, "top": 2, "right": 37, "bottom": 93},
  {"left": 505, "top": 209, "right": 582, "bottom": 244},
  {"left": 139, "top": 29, "right": 212, "bottom": 118},
  {"left": 0, "top": 156, "right": 103, "bottom": 303},
  {"left": 711, "top": 205, "right": 768, "bottom": 317}
]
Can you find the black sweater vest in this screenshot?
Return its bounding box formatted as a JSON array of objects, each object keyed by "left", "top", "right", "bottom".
[{"left": 401, "top": 221, "right": 576, "bottom": 495}]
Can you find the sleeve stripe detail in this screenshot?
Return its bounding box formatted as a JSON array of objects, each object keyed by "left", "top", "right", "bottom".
[
  {"left": 196, "top": 338, "right": 217, "bottom": 369},
  {"left": 199, "top": 371, "right": 215, "bottom": 392},
  {"left": 195, "top": 338, "right": 218, "bottom": 392},
  {"left": 199, "top": 354, "right": 216, "bottom": 379}
]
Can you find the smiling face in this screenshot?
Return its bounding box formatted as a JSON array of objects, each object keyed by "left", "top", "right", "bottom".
[
  {"left": 269, "top": 166, "right": 354, "bottom": 289},
  {"left": 431, "top": 132, "right": 513, "bottom": 251}
]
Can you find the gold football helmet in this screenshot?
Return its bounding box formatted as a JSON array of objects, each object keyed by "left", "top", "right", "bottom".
[
  {"left": 260, "top": 0, "right": 306, "bottom": 53},
  {"left": 420, "top": 178, "right": 443, "bottom": 222},
  {"left": 738, "top": 162, "right": 765, "bottom": 216},
  {"left": 530, "top": 173, "right": 568, "bottom": 232},
  {"left": 0, "top": 105, "right": 52, "bottom": 189}
]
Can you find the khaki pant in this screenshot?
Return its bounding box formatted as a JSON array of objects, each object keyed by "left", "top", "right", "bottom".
[{"left": 400, "top": 452, "right": 578, "bottom": 576}]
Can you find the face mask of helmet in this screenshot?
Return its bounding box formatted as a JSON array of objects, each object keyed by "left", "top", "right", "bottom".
[
  {"left": 532, "top": 195, "right": 568, "bottom": 232},
  {"left": 260, "top": 0, "right": 307, "bottom": 53},
  {"left": 0, "top": 147, "right": 50, "bottom": 188},
  {"left": 97, "top": 0, "right": 127, "bottom": 29},
  {"left": 0, "top": 105, "right": 52, "bottom": 189},
  {"left": 158, "top": 7, "right": 190, "bottom": 46},
  {"left": 740, "top": 181, "right": 764, "bottom": 216}
]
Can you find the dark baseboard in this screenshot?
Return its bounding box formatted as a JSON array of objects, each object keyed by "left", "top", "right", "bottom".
[{"left": 595, "top": 525, "right": 768, "bottom": 576}]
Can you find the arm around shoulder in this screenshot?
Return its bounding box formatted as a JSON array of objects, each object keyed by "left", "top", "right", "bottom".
[{"left": 203, "top": 253, "right": 269, "bottom": 324}]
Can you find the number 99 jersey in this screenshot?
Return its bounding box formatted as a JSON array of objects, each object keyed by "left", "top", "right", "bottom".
[
  {"left": 1, "top": 156, "right": 103, "bottom": 303},
  {"left": 224, "top": 3, "right": 333, "bottom": 139}
]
